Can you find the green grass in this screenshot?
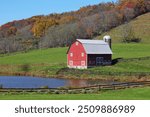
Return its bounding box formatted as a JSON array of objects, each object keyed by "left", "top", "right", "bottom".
[
  {"left": 98, "top": 13, "right": 150, "bottom": 43},
  {"left": 112, "top": 43, "right": 150, "bottom": 59},
  {"left": 0, "top": 87, "right": 150, "bottom": 100},
  {"left": 0, "top": 47, "right": 67, "bottom": 65},
  {"left": 91, "top": 59, "right": 150, "bottom": 73}
]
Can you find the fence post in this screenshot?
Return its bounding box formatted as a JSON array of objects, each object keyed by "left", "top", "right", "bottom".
[
  {"left": 98, "top": 85, "right": 101, "bottom": 91},
  {"left": 66, "top": 89, "right": 68, "bottom": 94},
  {"left": 127, "top": 83, "right": 130, "bottom": 88},
  {"left": 113, "top": 85, "right": 115, "bottom": 90}
]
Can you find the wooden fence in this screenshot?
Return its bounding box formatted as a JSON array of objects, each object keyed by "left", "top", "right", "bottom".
[{"left": 0, "top": 81, "right": 150, "bottom": 94}]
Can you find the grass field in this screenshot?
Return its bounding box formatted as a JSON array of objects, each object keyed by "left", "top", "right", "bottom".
[
  {"left": 0, "top": 47, "right": 67, "bottom": 65},
  {"left": 0, "top": 87, "right": 150, "bottom": 100}
]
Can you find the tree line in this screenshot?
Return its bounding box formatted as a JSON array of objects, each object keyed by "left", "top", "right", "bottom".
[{"left": 0, "top": 0, "right": 149, "bottom": 54}]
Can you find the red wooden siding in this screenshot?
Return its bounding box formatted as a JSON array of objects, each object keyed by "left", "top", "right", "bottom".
[{"left": 67, "top": 41, "right": 87, "bottom": 68}]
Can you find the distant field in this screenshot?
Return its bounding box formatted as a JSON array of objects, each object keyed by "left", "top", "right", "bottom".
[
  {"left": 98, "top": 13, "right": 150, "bottom": 43},
  {"left": 0, "top": 43, "right": 150, "bottom": 80},
  {"left": 0, "top": 47, "right": 67, "bottom": 65},
  {"left": 0, "top": 87, "right": 150, "bottom": 100},
  {"left": 112, "top": 43, "right": 150, "bottom": 58}
]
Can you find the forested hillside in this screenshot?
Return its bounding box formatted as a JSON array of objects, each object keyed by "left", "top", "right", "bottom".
[{"left": 0, "top": 0, "right": 149, "bottom": 54}]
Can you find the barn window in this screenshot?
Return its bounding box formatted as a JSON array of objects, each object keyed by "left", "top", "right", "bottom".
[
  {"left": 69, "top": 61, "right": 73, "bottom": 66},
  {"left": 76, "top": 42, "right": 79, "bottom": 46},
  {"left": 96, "top": 57, "right": 103, "bottom": 65},
  {"left": 70, "top": 53, "right": 73, "bottom": 57},
  {"left": 81, "top": 53, "right": 84, "bottom": 57},
  {"left": 81, "top": 61, "right": 85, "bottom": 66}
]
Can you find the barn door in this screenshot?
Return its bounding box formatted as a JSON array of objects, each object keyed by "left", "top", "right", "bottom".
[{"left": 96, "top": 57, "right": 103, "bottom": 65}]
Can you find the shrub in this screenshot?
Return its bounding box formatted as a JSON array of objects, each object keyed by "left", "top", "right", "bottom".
[
  {"left": 122, "top": 37, "right": 141, "bottom": 43},
  {"left": 121, "top": 23, "right": 141, "bottom": 43},
  {"left": 21, "top": 64, "right": 30, "bottom": 72}
]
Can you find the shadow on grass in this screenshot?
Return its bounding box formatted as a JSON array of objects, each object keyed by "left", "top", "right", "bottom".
[{"left": 111, "top": 58, "right": 123, "bottom": 65}]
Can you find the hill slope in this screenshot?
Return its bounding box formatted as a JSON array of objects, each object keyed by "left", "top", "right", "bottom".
[{"left": 98, "top": 13, "right": 150, "bottom": 43}]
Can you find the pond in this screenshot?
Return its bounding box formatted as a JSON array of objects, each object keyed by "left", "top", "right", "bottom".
[{"left": 0, "top": 76, "right": 115, "bottom": 88}]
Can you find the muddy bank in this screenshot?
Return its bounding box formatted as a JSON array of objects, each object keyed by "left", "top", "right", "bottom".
[{"left": 0, "top": 71, "right": 150, "bottom": 82}]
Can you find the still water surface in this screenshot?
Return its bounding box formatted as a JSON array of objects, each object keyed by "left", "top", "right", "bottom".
[{"left": 0, "top": 76, "right": 114, "bottom": 88}]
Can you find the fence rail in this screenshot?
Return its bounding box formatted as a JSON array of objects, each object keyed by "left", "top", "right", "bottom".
[{"left": 0, "top": 81, "right": 150, "bottom": 94}]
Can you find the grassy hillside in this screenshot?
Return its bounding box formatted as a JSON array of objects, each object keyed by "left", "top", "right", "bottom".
[
  {"left": 98, "top": 13, "right": 150, "bottom": 43},
  {"left": 0, "top": 87, "right": 150, "bottom": 100},
  {"left": 0, "top": 43, "right": 150, "bottom": 81}
]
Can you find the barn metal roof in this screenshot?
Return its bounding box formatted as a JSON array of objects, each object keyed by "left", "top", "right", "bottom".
[
  {"left": 77, "top": 39, "right": 112, "bottom": 54},
  {"left": 77, "top": 39, "right": 107, "bottom": 45}
]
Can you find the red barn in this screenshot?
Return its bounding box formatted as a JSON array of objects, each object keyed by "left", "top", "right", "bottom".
[{"left": 67, "top": 36, "right": 113, "bottom": 69}]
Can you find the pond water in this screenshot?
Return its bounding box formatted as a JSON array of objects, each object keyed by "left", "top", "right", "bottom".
[{"left": 0, "top": 76, "right": 115, "bottom": 88}]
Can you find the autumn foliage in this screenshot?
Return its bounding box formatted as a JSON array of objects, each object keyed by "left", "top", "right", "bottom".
[{"left": 0, "top": 0, "right": 149, "bottom": 53}]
